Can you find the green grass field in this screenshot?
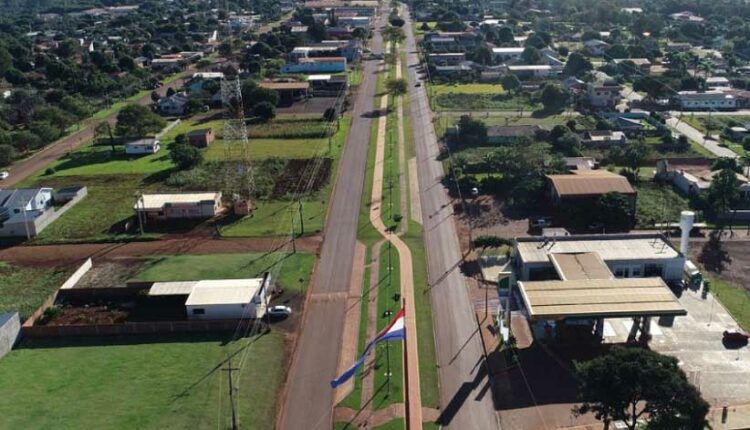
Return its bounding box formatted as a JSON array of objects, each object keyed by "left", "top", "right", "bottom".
[
  {"left": 430, "top": 83, "right": 506, "bottom": 95},
  {"left": 708, "top": 275, "right": 750, "bottom": 331},
  {"left": 136, "top": 252, "right": 315, "bottom": 293},
  {"left": 635, "top": 182, "right": 691, "bottom": 228},
  {"left": 47, "top": 145, "right": 174, "bottom": 177},
  {"left": 0, "top": 262, "right": 70, "bottom": 320},
  {"left": 219, "top": 117, "right": 351, "bottom": 237},
  {"left": 32, "top": 175, "right": 163, "bottom": 243},
  {"left": 205, "top": 138, "right": 329, "bottom": 160},
  {"left": 0, "top": 333, "right": 284, "bottom": 430}
]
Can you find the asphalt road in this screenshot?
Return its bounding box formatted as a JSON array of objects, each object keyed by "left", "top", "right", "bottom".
[
  {"left": 666, "top": 117, "right": 739, "bottom": 158},
  {"left": 2, "top": 74, "right": 189, "bottom": 188},
  {"left": 403, "top": 9, "right": 500, "bottom": 430},
  {"left": 277, "top": 11, "right": 385, "bottom": 430}
]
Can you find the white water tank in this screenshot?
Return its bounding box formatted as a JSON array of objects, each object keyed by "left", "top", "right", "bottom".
[{"left": 679, "top": 211, "right": 695, "bottom": 255}]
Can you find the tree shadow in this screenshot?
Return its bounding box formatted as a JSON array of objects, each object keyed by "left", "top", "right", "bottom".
[{"left": 697, "top": 230, "right": 732, "bottom": 273}]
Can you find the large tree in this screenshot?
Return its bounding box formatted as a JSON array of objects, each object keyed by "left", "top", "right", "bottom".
[
  {"left": 539, "top": 83, "right": 568, "bottom": 112},
  {"left": 575, "top": 347, "right": 709, "bottom": 430},
  {"left": 115, "top": 104, "right": 166, "bottom": 137},
  {"left": 596, "top": 192, "right": 633, "bottom": 231},
  {"left": 708, "top": 168, "right": 740, "bottom": 220},
  {"left": 562, "top": 52, "right": 593, "bottom": 77},
  {"left": 386, "top": 78, "right": 408, "bottom": 96}
]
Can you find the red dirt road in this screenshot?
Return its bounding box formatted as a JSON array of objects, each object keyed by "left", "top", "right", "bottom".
[
  {"left": 1, "top": 74, "right": 190, "bottom": 188},
  {"left": 0, "top": 236, "right": 321, "bottom": 268}
]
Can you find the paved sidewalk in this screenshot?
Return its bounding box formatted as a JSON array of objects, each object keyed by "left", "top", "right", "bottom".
[{"left": 368, "top": 45, "right": 423, "bottom": 430}]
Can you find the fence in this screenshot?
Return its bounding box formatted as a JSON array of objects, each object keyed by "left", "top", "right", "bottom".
[
  {"left": 23, "top": 319, "right": 256, "bottom": 338},
  {"left": 0, "top": 313, "right": 20, "bottom": 359},
  {"left": 155, "top": 119, "right": 181, "bottom": 139},
  {"left": 60, "top": 258, "right": 93, "bottom": 290},
  {"left": 33, "top": 187, "right": 88, "bottom": 235}
]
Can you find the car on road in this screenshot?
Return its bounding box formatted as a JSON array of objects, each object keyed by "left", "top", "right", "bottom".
[
  {"left": 723, "top": 329, "right": 750, "bottom": 343},
  {"left": 415, "top": 82, "right": 421, "bottom": 87},
  {"left": 267, "top": 305, "right": 292, "bottom": 318},
  {"left": 529, "top": 217, "right": 552, "bottom": 229},
  {"left": 0, "top": 171, "right": 9, "bottom": 180}
]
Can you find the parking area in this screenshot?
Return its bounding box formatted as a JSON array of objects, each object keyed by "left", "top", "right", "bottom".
[{"left": 604, "top": 286, "right": 750, "bottom": 406}]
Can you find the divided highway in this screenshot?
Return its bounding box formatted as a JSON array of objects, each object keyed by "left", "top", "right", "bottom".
[
  {"left": 277, "top": 9, "right": 385, "bottom": 430},
  {"left": 403, "top": 8, "right": 501, "bottom": 430}
]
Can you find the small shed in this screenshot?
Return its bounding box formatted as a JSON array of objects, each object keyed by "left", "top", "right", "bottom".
[
  {"left": 125, "top": 138, "right": 160, "bottom": 155},
  {"left": 187, "top": 128, "right": 214, "bottom": 148},
  {"left": 185, "top": 277, "right": 270, "bottom": 320}
]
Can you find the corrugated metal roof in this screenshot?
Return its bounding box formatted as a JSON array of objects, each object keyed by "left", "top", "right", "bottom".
[
  {"left": 549, "top": 253, "right": 613, "bottom": 280},
  {"left": 518, "top": 277, "right": 686, "bottom": 320},
  {"left": 547, "top": 171, "right": 635, "bottom": 197},
  {"left": 148, "top": 281, "right": 198, "bottom": 296},
  {"left": 185, "top": 279, "right": 264, "bottom": 306},
  {"left": 135, "top": 192, "right": 220, "bottom": 211},
  {"left": 259, "top": 81, "right": 310, "bottom": 90}
]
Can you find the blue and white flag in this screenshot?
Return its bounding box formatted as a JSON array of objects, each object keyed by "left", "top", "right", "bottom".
[{"left": 330, "top": 308, "right": 405, "bottom": 388}]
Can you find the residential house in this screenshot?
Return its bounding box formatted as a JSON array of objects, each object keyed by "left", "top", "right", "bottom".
[
  {"left": 587, "top": 79, "right": 623, "bottom": 108},
  {"left": 666, "top": 42, "right": 692, "bottom": 53},
  {"left": 433, "top": 62, "right": 475, "bottom": 78},
  {"left": 188, "top": 72, "right": 225, "bottom": 93},
  {"left": 187, "top": 129, "right": 214, "bottom": 148},
  {"left": 307, "top": 74, "right": 348, "bottom": 96},
  {"left": 281, "top": 57, "right": 347, "bottom": 74},
  {"left": 613, "top": 58, "right": 652, "bottom": 73},
  {"left": 258, "top": 81, "right": 311, "bottom": 105},
  {"left": 564, "top": 157, "right": 600, "bottom": 171},
  {"left": 674, "top": 91, "right": 737, "bottom": 110},
  {"left": 492, "top": 47, "right": 525, "bottom": 64},
  {"left": 184, "top": 277, "right": 271, "bottom": 320},
  {"left": 427, "top": 53, "right": 467, "bottom": 66},
  {"left": 125, "top": 138, "right": 160, "bottom": 155},
  {"left": 158, "top": 93, "right": 190, "bottom": 116},
  {"left": 135, "top": 192, "right": 223, "bottom": 221},
  {"left": 0, "top": 188, "right": 60, "bottom": 237},
  {"left": 507, "top": 65, "right": 561, "bottom": 79},
  {"left": 669, "top": 11, "right": 704, "bottom": 22},
  {"left": 705, "top": 76, "right": 730, "bottom": 90},
  {"left": 547, "top": 170, "right": 637, "bottom": 210},
  {"left": 425, "top": 32, "right": 482, "bottom": 52},
  {"left": 656, "top": 160, "right": 750, "bottom": 200},
  {"left": 150, "top": 58, "right": 184, "bottom": 73},
  {"left": 726, "top": 126, "right": 749, "bottom": 142},
  {"left": 583, "top": 39, "right": 610, "bottom": 56},
  {"left": 580, "top": 130, "right": 628, "bottom": 148}
]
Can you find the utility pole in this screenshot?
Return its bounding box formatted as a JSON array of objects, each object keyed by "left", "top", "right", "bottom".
[
  {"left": 223, "top": 359, "right": 240, "bottom": 430},
  {"left": 298, "top": 199, "right": 304, "bottom": 235},
  {"left": 135, "top": 192, "right": 144, "bottom": 235},
  {"left": 289, "top": 206, "right": 296, "bottom": 253}
]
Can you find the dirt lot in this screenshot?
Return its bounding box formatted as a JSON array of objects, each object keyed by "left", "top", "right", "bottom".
[
  {"left": 74, "top": 261, "right": 143, "bottom": 289},
  {"left": 452, "top": 195, "right": 531, "bottom": 252},
  {"left": 276, "top": 97, "right": 339, "bottom": 115},
  {"left": 0, "top": 236, "right": 322, "bottom": 269},
  {"left": 689, "top": 235, "right": 750, "bottom": 292}
]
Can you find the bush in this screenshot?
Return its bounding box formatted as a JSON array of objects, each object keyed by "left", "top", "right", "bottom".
[
  {"left": 472, "top": 235, "right": 514, "bottom": 248},
  {"left": 0, "top": 144, "right": 15, "bottom": 166},
  {"left": 253, "top": 101, "right": 276, "bottom": 122},
  {"left": 174, "top": 133, "right": 186, "bottom": 145},
  {"left": 169, "top": 143, "right": 203, "bottom": 170},
  {"left": 45, "top": 167, "right": 56, "bottom": 176}
]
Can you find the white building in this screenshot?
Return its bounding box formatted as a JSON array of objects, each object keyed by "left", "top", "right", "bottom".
[
  {"left": 135, "top": 192, "right": 222, "bottom": 221},
  {"left": 124, "top": 138, "right": 160, "bottom": 155},
  {"left": 583, "top": 39, "right": 610, "bottom": 56},
  {"left": 656, "top": 160, "right": 750, "bottom": 199},
  {"left": 675, "top": 91, "right": 737, "bottom": 110},
  {"left": 587, "top": 78, "right": 623, "bottom": 108},
  {"left": 185, "top": 277, "right": 271, "bottom": 320},
  {"left": 0, "top": 188, "right": 53, "bottom": 237},
  {"left": 492, "top": 47, "right": 524, "bottom": 63},
  {"left": 507, "top": 64, "right": 560, "bottom": 78},
  {"left": 514, "top": 234, "right": 686, "bottom": 282}
]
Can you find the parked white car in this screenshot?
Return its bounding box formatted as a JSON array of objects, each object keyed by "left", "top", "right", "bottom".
[
  {"left": 0, "top": 171, "right": 9, "bottom": 180},
  {"left": 267, "top": 305, "right": 292, "bottom": 318}
]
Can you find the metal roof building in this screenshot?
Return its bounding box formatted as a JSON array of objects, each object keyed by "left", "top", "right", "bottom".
[{"left": 517, "top": 277, "right": 686, "bottom": 321}]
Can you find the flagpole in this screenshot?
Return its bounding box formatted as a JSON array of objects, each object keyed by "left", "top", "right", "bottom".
[{"left": 402, "top": 298, "right": 409, "bottom": 428}]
